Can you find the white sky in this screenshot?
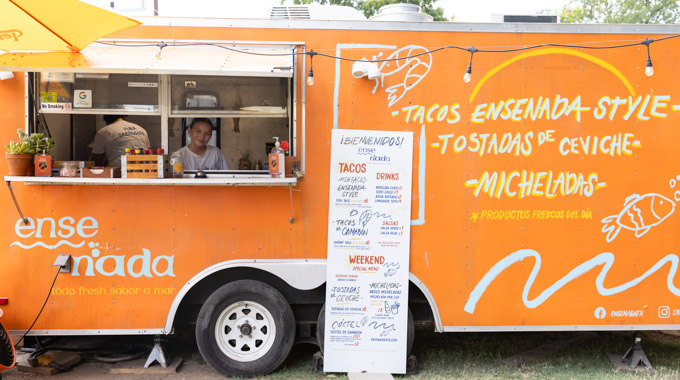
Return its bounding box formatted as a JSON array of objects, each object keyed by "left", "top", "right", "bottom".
[
  {"left": 438, "top": 0, "right": 570, "bottom": 21},
  {"left": 84, "top": 0, "right": 572, "bottom": 22}
]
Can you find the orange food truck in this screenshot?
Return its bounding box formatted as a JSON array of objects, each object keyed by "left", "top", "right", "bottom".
[{"left": 2, "top": 4, "right": 680, "bottom": 376}]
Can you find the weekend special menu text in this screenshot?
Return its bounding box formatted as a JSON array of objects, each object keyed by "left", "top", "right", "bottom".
[{"left": 324, "top": 129, "right": 414, "bottom": 374}]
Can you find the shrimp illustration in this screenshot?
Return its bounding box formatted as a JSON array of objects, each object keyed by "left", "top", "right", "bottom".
[
  {"left": 372, "top": 45, "right": 432, "bottom": 107},
  {"left": 601, "top": 193, "right": 675, "bottom": 242}
]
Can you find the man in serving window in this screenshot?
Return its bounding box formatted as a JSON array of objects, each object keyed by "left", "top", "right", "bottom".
[{"left": 91, "top": 115, "right": 150, "bottom": 167}]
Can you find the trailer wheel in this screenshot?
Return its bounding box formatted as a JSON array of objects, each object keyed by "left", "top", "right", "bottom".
[
  {"left": 316, "top": 304, "right": 415, "bottom": 354},
  {"left": 0, "top": 318, "right": 15, "bottom": 375},
  {"left": 195, "top": 280, "right": 295, "bottom": 377}
]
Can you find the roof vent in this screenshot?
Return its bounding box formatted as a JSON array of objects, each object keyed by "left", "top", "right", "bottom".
[
  {"left": 369, "top": 3, "right": 433, "bottom": 22},
  {"left": 491, "top": 14, "right": 559, "bottom": 23},
  {"left": 269, "top": 5, "right": 365, "bottom": 20},
  {"left": 270, "top": 6, "right": 311, "bottom": 20}
]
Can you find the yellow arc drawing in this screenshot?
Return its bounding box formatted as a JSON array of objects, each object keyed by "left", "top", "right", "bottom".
[{"left": 469, "top": 47, "right": 636, "bottom": 103}]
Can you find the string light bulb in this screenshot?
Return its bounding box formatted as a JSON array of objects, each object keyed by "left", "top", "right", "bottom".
[
  {"left": 307, "top": 67, "right": 314, "bottom": 86},
  {"left": 463, "top": 66, "right": 472, "bottom": 83},
  {"left": 307, "top": 49, "right": 317, "bottom": 86},
  {"left": 463, "top": 47, "right": 477, "bottom": 83},
  {"left": 155, "top": 41, "right": 167, "bottom": 59},
  {"left": 641, "top": 38, "right": 654, "bottom": 77}
]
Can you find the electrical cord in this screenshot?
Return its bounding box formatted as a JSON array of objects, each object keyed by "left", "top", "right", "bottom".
[
  {"left": 14, "top": 267, "right": 60, "bottom": 348},
  {"left": 10, "top": 265, "right": 149, "bottom": 364},
  {"left": 93, "top": 351, "right": 147, "bottom": 363},
  {"left": 27, "top": 340, "right": 150, "bottom": 364}
]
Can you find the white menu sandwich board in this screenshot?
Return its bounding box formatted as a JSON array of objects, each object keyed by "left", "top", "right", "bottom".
[{"left": 324, "top": 129, "right": 414, "bottom": 374}]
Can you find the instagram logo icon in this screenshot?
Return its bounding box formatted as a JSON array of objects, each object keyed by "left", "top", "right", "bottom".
[{"left": 659, "top": 306, "right": 671, "bottom": 318}]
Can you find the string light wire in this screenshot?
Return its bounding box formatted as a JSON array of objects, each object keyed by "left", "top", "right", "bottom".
[
  {"left": 97, "top": 33, "right": 680, "bottom": 82},
  {"left": 99, "top": 34, "right": 680, "bottom": 60}
]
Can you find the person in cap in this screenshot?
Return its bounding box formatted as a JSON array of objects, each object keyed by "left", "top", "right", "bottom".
[{"left": 91, "top": 115, "right": 150, "bottom": 167}]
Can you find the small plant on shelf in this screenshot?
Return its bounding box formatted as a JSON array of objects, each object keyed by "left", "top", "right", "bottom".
[
  {"left": 5, "top": 140, "right": 31, "bottom": 155},
  {"left": 6, "top": 129, "right": 54, "bottom": 155},
  {"left": 5, "top": 129, "right": 54, "bottom": 176},
  {"left": 19, "top": 129, "right": 54, "bottom": 155}
]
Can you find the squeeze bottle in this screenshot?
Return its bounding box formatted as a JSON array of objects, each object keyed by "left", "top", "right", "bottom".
[{"left": 268, "top": 137, "right": 285, "bottom": 178}]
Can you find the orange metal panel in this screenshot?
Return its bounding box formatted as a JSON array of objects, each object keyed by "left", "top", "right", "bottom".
[{"left": 1, "top": 23, "right": 680, "bottom": 332}]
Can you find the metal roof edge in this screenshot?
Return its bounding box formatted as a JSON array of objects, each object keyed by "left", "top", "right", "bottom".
[{"left": 134, "top": 17, "right": 680, "bottom": 35}]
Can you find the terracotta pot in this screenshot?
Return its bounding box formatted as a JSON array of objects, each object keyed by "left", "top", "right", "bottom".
[
  {"left": 285, "top": 156, "right": 297, "bottom": 177},
  {"left": 5, "top": 153, "right": 33, "bottom": 176}
]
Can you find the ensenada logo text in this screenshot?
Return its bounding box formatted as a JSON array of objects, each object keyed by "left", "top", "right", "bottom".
[{"left": 11, "top": 216, "right": 174, "bottom": 277}]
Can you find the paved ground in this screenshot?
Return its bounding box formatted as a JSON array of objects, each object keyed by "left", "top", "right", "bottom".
[
  {"left": 3, "top": 353, "right": 220, "bottom": 379},
  {"left": 1, "top": 334, "right": 323, "bottom": 379},
  {"left": 2, "top": 343, "right": 322, "bottom": 379}
]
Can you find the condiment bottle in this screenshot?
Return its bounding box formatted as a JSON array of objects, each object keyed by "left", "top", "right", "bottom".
[
  {"left": 268, "top": 137, "right": 284, "bottom": 178},
  {"left": 34, "top": 150, "right": 51, "bottom": 177}
]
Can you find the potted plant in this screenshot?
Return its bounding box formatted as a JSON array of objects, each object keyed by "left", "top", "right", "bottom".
[
  {"left": 5, "top": 139, "right": 32, "bottom": 176},
  {"left": 280, "top": 140, "right": 296, "bottom": 177},
  {"left": 5, "top": 129, "right": 54, "bottom": 176},
  {"left": 22, "top": 129, "right": 54, "bottom": 157}
]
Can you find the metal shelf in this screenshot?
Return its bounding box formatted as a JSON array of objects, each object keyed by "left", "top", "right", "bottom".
[{"left": 4, "top": 176, "right": 297, "bottom": 186}]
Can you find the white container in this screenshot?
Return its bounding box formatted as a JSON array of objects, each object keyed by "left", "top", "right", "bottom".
[
  {"left": 59, "top": 162, "right": 78, "bottom": 177},
  {"left": 369, "top": 3, "right": 433, "bottom": 22}
]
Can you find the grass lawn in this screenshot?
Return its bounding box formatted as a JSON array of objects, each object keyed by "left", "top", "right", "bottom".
[{"left": 268, "top": 330, "right": 680, "bottom": 379}]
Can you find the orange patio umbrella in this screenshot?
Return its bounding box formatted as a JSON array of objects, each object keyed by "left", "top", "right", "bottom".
[{"left": 0, "top": 0, "right": 140, "bottom": 52}]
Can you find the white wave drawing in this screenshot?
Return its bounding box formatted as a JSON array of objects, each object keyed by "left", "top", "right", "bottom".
[
  {"left": 372, "top": 45, "right": 432, "bottom": 107},
  {"left": 10, "top": 240, "right": 85, "bottom": 250},
  {"left": 464, "top": 249, "right": 680, "bottom": 314}
]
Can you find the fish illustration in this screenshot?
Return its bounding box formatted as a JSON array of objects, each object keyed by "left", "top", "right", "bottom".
[
  {"left": 384, "top": 268, "right": 397, "bottom": 277},
  {"left": 601, "top": 193, "right": 675, "bottom": 242}
]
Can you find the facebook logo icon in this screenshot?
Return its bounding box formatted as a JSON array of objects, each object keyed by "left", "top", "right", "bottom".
[{"left": 594, "top": 307, "right": 606, "bottom": 319}]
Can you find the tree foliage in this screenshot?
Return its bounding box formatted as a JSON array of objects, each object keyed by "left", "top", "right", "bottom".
[
  {"left": 560, "top": 0, "right": 679, "bottom": 24},
  {"left": 290, "top": 0, "right": 449, "bottom": 21}
]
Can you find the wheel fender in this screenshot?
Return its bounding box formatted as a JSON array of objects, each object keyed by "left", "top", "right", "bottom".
[
  {"left": 165, "top": 259, "right": 326, "bottom": 333},
  {"left": 164, "top": 259, "right": 443, "bottom": 333}
]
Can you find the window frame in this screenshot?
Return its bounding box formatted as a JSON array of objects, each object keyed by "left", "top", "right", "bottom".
[{"left": 25, "top": 43, "right": 300, "bottom": 164}]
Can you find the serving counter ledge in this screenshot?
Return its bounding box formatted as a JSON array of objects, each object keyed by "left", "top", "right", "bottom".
[{"left": 4, "top": 176, "right": 297, "bottom": 186}]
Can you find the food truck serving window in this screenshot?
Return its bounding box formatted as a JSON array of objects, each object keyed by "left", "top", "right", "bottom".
[
  {"left": 33, "top": 73, "right": 163, "bottom": 165},
  {"left": 39, "top": 73, "right": 159, "bottom": 113},
  {"left": 12, "top": 43, "right": 300, "bottom": 184},
  {"left": 170, "top": 76, "right": 288, "bottom": 117},
  {"left": 167, "top": 75, "right": 292, "bottom": 170}
]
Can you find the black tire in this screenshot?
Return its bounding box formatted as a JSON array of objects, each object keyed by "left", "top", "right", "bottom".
[
  {"left": 316, "top": 304, "right": 415, "bottom": 355},
  {"left": 195, "top": 280, "right": 295, "bottom": 377},
  {"left": 0, "top": 319, "right": 15, "bottom": 372}
]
